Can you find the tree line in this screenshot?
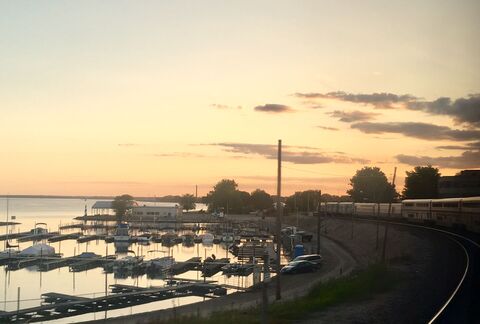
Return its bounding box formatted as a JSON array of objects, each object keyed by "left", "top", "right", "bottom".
[{"left": 112, "top": 165, "right": 442, "bottom": 218}]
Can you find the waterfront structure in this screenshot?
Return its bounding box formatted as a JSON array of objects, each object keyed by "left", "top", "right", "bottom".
[
  {"left": 131, "top": 204, "right": 182, "bottom": 220},
  {"left": 438, "top": 170, "right": 480, "bottom": 198},
  {"left": 91, "top": 201, "right": 114, "bottom": 215}
]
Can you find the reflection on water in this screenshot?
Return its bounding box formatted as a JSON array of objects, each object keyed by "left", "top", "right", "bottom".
[{"left": 0, "top": 198, "right": 256, "bottom": 323}]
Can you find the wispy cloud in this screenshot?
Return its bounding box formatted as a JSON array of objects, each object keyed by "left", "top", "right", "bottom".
[
  {"left": 316, "top": 125, "right": 339, "bottom": 131},
  {"left": 209, "top": 142, "right": 369, "bottom": 165},
  {"left": 396, "top": 150, "right": 480, "bottom": 169},
  {"left": 328, "top": 110, "right": 379, "bottom": 122},
  {"left": 351, "top": 122, "right": 480, "bottom": 141},
  {"left": 153, "top": 152, "right": 207, "bottom": 158},
  {"left": 294, "top": 91, "right": 416, "bottom": 108},
  {"left": 254, "top": 104, "right": 293, "bottom": 113},
  {"left": 210, "top": 104, "right": 242, "bottom": 110},
  {"left": 118, "top": 143, "right": 139, "bottom": 147},
  {"left": 436, "top": 141, "right": 480, "bottom": 150}
]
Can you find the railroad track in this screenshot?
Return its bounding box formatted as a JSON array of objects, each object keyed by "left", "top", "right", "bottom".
[{"left": 327, "top": 215, "right": 480, "bottom": 324}]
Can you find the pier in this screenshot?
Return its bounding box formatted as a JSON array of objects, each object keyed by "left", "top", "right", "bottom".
[
  {"left": 170, "top": 257, "right": 202, "bottom": 275},
  {"left": 0, "top": 282, "right": 233, "bottom": 322},
  {"left": 47, "top": 232, "right": 82, "bottom": 243}
]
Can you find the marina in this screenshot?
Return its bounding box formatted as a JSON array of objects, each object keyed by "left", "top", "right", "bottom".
[{"left": 0, "top": 197, "right": 275, "bottom": 323}]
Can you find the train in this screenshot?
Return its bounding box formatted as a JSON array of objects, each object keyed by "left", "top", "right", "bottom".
[{"left": 318, "top": 197, "right": 480, "bottom": 233}]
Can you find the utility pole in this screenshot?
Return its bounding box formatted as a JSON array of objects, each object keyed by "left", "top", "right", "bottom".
[
  {"left": 316, "top": 191, "right": 322, "bottom": 254},
  {"left": 375, "top": 190, "right": 379, "bottom": 250},
  {"left": 382, "top": 167, "right": 397, "bottom": 263},
  {"left": 275, "top": 139, "right": 282, "bottom": 300},
  {"left": 261, "top": 253, "right": 269, "bottom": 324}
]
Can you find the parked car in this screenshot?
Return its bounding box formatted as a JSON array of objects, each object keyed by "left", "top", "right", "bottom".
[
  {"left": 280, "top": 260, "right": 318, "bottom": 274},
  {"left": 292, "top": 254, "right": 323, "bottom": 265}
]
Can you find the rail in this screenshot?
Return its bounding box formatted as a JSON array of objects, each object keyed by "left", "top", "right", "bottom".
[{"left": 327, "top": 214, "right": 479, "bottom": 323}]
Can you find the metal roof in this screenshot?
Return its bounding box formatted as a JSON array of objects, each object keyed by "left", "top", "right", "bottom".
[{"left": 92, "top": 201, "right": 114, "bottom": 209}]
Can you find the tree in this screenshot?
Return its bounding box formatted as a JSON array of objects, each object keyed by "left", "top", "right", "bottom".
[
  {"left": 285, "top": 190, "right": 322, "bottom": 213},
  {"left": 347, "top": 167, "right": 397, "bottom": 203},
  {"left": 206, "top": 179, "right": 243, "bottom": 214},
  {"left": 250, "top": 189, "right": 274, "bottom": 211},
  {"left": 180, "top": 194, "right": 196, "bottom": 212},
  {"left": 402, "top": 166, "right": 441, "bottom": 199},
  {"left": 111, "top": 194, "right": 135, "bottom": 223}
]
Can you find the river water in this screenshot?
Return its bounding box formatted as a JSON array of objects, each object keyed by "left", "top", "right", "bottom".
[{"left": 0, "top": 198, "right": 254, "bottom": 323}]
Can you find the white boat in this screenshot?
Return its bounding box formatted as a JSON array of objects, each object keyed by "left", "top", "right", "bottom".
[
  {"left": 19, "top": 243, "right": 55, "bottom": 257},
  {"left": 146, "top": 256, "right": 175, "bottom": 271},
  {"left": 202, "top": 233, "right": 214, "bottom": 244},
  {"left": 114, "top": 223, "right": 130, "bottom": 242},
  {"left": 112, "top": 256, "right": 143, "bottom": 271},
  {"left": 222, "top": 233, "right": 235, "bottom": 243},
  {"left": 136, "top": 232, "right": 152, "bottom": 243}
]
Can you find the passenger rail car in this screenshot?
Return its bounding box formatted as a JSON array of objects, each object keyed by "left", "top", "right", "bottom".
[{"left": 317, "top": 197, "right": 480, "bottom": 233}]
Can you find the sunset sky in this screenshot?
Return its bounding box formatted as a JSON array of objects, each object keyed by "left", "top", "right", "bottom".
[{"left": 0, "top": 1, "right": 479, "bottom": 197}]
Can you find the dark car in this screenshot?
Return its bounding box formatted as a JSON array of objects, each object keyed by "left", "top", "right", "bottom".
[
  {"left": 280, "top": 260, "right": 318, "bottom": 274},
  {"left": 292, "top": 254, "right": 323, "bottom": 265}
]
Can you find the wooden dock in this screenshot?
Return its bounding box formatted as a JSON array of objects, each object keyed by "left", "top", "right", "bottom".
[
  {"left": 17, "top": 232, "right": 59, "bottom": 243},
  {"left": 47, "top": 232, "right": 82, "bottom": 243},
  {"left": 170, "top": 257, "right": 202, "bottom": 275},
  {"left": 202, "top": 258, "right": 230, "bottom": 277},
  {"left": 0, "top": 282, "right": 226, "bottom": 322},
  {"left": 77, "top": 234, "right": 106, "bottom": 243}
]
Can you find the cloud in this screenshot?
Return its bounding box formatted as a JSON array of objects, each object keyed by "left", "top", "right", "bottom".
[
  {"left": 436, "top": 141, "right": 480, "bottom": 150},
  {"left": 211, "top": 104, "right": 242, "bottom": 110},
  {"left": 396, "top": 150, "right": 480, "bottom": 169},
  {"left": 328, "top": 110, "right": 379, "bottom": 122},
  {"left": 118, "top": 143, "right": 139, "bottom": 147},
  {"left": 294, "top": 91, "right": 416, "bottom": 108},
  {"left": 254, "top": 104, "right": 293, "bottom": 113},
  {"left": 295, "top": 91, "right": 480, "bottom": 127},
  {"left": 153, "top": 152, "right": 207, "bottom": 158},
  {"left": 316, "top": 125, "right": 339, "bottom": 131},
  {"left": 210, "top": 142, "right": 369, "bottom": 165},
  {"left": 351, "top": 122, "right": 480, "bottom": 141},
  {"left": 406, "top": 94, "right": 480, "bottom": 127}
]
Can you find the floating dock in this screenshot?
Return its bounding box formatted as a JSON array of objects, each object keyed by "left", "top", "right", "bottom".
[
  {"left": 202, "top": 258, "right": 230, "bottom": 277},
  {"left": 76, "top": 234, "right": 106, "bottom": 243},
  {"left": 170, "top": 257, "right": 202, "bottom": 275},
  {"left": 47, "top": 232, "right": 82, "bottom": 243},
  {"left": 17, "top": 232, "right": 58, "bottom": 243},
  {"left": 0, "top": 282, "right": 226, "bottom": 322}
]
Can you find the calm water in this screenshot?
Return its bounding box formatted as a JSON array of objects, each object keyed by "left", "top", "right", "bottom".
[{"left": 0, "top": 198, "right": 252, "bottom": 323}]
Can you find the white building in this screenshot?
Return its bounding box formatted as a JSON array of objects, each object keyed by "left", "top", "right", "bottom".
[{"left": 131, "top": 204, "right": 182, "bottom": 220}]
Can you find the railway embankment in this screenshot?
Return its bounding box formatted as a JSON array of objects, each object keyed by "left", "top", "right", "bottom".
[{"left": 287, "top": 215, "right": 467, "bottom": 323}]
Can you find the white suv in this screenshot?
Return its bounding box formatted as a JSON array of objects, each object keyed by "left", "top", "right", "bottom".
[{"left": 292, "top": 254, "right": 323, "bottom": 265}]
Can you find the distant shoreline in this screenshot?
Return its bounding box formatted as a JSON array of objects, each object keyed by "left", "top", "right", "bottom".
[{"left": 0, "top": 195, "right": 181, "bottom": 202}]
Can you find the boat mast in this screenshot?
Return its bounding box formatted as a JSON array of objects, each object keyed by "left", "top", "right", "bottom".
[{"left": 4, "top": 196, "right": 9, "bottom": 250}]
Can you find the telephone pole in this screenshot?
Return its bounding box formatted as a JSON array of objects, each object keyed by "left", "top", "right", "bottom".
[
  {"left": 382, "top": 167, "right": 397, "bottom": 263},
  {"left": 275, "top": 139, "right": 282, "bottom": 300}
]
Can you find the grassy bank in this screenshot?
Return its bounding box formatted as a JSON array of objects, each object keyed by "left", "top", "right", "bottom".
[{"left": 156, "top": 263, "right": 402, "bottom": 324}]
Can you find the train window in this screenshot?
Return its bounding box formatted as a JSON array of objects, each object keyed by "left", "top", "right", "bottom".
[
  {"left": 443, "top": 202, "right": 459, "bottom": 208},
  {"left": 404, "top": 203, "right": 414, "bottom": 207},
  {"left": 432, "top": 203, "right": 442, "bottom": 207},
  {"left": 415, "top": 203, "right": 429, "bottom": 207},
  {"left": 463, "top": 202, "right": 480, "bottom": 208}
]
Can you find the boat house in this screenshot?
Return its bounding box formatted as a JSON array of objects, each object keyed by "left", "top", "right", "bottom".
[{"left": 131, "top": 204, "right": 182, "bottom": 221}]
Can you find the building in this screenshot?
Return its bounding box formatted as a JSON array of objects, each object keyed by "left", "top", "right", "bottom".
[
  {"left": 131, "top": 204, "right": 182, "bottom": 221},
  {"left": 438, "top": 170, "right": 480, "bottom": 198},
  {"left": 91, "top": 201, "right": 114, "bottom": 215}
]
